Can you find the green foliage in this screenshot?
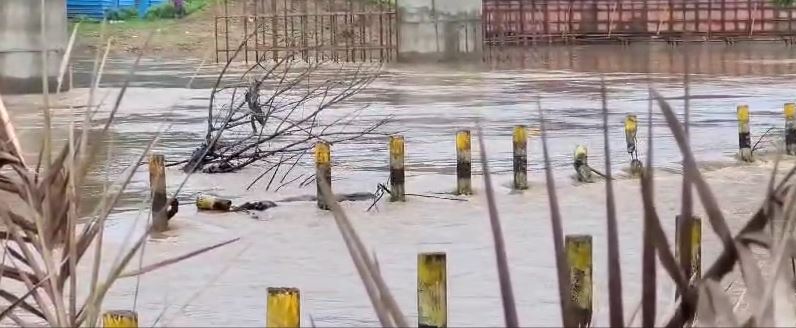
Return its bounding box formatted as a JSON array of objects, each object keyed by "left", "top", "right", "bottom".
[
  {"left": 186, "top": 0, "right": 208, "bottom": 15},
  {"left": 106, "top": 7, "right": 138, "bottom": 21},
  {"left": 773, "top": 0, "right": 795, "bottom": 6},
  {"left": 144, "top": 0, "right": 207, "bottom": 20},
  {"left": 145, "top": 2, "right": 177, "bottom": 20},
  {"left": 71, "top": 14, "right": 99, "bottom": 23}
]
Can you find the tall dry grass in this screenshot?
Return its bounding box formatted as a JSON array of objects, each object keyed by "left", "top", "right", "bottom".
[
  {"left": 0, "top": 22, "right": 237, "bottom": 326},
  {"left": 316, "top": 78, "right": 796, "bottom": 327}
]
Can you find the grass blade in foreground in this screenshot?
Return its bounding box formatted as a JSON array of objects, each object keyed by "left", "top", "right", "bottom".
[
  {"left": 651, "top": 90, "right": 776, "bottom": 327},
  {"left": 318, "top": 179, "right": 406, "bottom": 327},
  {"left": 600, "top": 79, "right": 625, "bottom": 327},
  {"left": 641, "top": 91, "right": 656, "bottom": 328},
  {"left": 537, "top": 99, "right": 573, "bottom": 327},
  {"left": 653, "top": 92, "right": 768, "bottom": 318},
  {"left": 476, "top": 126, "right": 519, "bottom": 327},
  {"left": 678, "top": 53, "right": 696, "bottom": 325},
  {"left": 637, "top": 91, "right": 688, "bottom": 291},
  {"left": 680, "top": 48, "right": 694, "bottom": 281},
  {"left": 118, "top": 238, "right": 241, "bottom": 278},
  {"left": 651, "top": 90, "right": 736, "bottom": 264}
]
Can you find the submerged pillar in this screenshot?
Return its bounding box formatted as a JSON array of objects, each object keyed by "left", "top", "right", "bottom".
[{"left": 737, "top": 105, "right": 753, "bottom": 162}]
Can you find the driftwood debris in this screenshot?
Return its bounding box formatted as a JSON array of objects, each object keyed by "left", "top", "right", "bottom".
[{"left": 234, "top": 201, "right": 278, "bottom": 212}]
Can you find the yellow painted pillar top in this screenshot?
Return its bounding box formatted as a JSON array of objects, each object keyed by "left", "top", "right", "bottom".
[
  {"left": 624, "top": 114, "right": 637, "bottom": 135},
  {"left": 149, "top": 153, "right": 165, "bottom": 169},
  {"left": 513, "top": 125, "right": 527, "bottom": 144},
  {"left": 102, "top": 310, "right": 138, "bottom": 328},
  {"left": 389, "top": 135, "right": 405, "bottom": 157},
  {"left": 456, "top": 130, "right": 471, "bottom": 152},
  {"left": 574, "top": 145, "right": 588, "bottom": 161},
  {"left": 267, "top": 287, "right": 300, "bottom": 328},
  {"left": 737, "top": 104, "right": 750, "bottom": 123},
  {"left": 418, "top": 252, "right": 447, "bottom": 328},
  {"left": 691, "top": 217, "right": 702, "bottom": 279},
  {"left": 566, "top": 235, "right": 593, "bottom": 310},
  {"left": 786, "top": 103, "right": 796, "bottom": 120},
  {"left": 315, "top": 142, "right": 330, "bottom": 165}
]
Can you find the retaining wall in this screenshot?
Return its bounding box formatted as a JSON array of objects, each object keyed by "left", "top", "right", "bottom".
[
  {"left": 397, "top": 0, "right": 482, "bottom": 62},
  {"left": 0, "top": 0, "right": 68, "bottom": 95}
]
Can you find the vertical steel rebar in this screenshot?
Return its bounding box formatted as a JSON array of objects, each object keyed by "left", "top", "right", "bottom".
[
  {"left": 301, "top": 0, "right": 308, "bottom": 62},
  {"left": 748, "top": 0, "right": 755, "bottom": 36},
  {"left": 214, "top": 14, "right": 219, "bottom": 62},
  {"left": 244, "top": 9, "right": 249, "bottom": 63},
  {"left": 272, "top": 0, "right": 279, "bottom": 61},
  {"left": 224, "top": 0, "right": 230, "bottom": 62},
  {"left": 254, "top": 0, "right": 259, "bottom": 61},
  {"left": 330, "top": 0, "right": 337, "bottom": 62},
  {"left": 360, "top": 0, "right": 366, "bottom": 62},
  {"left": 790, "top": 1, "right": 794, "bottom": 34},
  {"left": 314, "top": 0, "right": 320, "bottom": 62},
  {"left": 708, "top": 0, "right": 713, "bottom": 39},
  {"left": 283, "top": 0, "right": 289, "bottom": 59},
  {"left": 347, "top": 0, "right": 353, "bottom": 62},
  {"left": 378, "top": 0, "right": 384, "bottom": 61},
  {"left": 722, "top": 0, "right": 727, "bottom": 34},
  {"left": 544, "top": 0, "right": 550, "bottom": 40},
  {"left": 668, "top": 0, "right": 674, "bottom": 33}
]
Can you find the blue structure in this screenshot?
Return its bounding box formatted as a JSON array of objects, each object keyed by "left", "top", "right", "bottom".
[{"left": 67, "top": 0, "right": 166, "bottom": 19}]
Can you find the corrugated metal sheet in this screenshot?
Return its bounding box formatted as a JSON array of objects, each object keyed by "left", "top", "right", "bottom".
[
  {"left": 67, "top": 0, "right": 168, "bottom": 19},
  {"left": 66, "top": 0, "right": 114, "bottom": 19}
]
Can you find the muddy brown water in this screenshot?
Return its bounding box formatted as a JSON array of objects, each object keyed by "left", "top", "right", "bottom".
[{"left": 4, "top": 42, "right": 796, "bottom": 326}]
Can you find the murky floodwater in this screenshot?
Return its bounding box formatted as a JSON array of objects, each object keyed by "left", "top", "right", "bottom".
[{"left": 5, "top": 42, "right": 796, "bottom": 326}]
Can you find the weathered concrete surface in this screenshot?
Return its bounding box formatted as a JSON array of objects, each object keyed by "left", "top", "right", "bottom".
[
  {"left": 398, "top": 0, "right": 481, "bottom": 62},
  {"left": 0, "top": 0, "right": 68, "bottom": 95}
]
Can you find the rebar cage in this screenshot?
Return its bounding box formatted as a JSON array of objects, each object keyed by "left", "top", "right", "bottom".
[
  {"left": 214, "top": 0, "right": 398, "bottom": 63},
  {"left": 483, "top": 0, "right": 796, "bottom": 46}
]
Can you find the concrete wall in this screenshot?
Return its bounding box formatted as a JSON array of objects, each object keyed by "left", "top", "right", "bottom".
[
  {"left": 398, "top": 0, "right": 482, "bottom": 62},
  {"left": 0, "top": 0, "right": 68, "bottom": 95}
]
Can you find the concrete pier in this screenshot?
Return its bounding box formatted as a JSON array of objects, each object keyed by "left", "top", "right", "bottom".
[
  {"left": 0, "top": 0, "right": 68, "bottom": 95},
  {"left": 397, "top": 0, "right": 481, "bottom": 62}
]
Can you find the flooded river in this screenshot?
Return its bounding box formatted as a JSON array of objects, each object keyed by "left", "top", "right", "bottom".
[{"left": 5, "top": 42, "right": 796, "bottom": 326}]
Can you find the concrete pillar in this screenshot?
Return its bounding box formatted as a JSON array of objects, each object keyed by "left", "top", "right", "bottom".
[
  {"left": 397, "top": 0, "right": 482, "bottom": 62},
  {"left": 0, "top": 0, "right": 68, "bottom": 95}
]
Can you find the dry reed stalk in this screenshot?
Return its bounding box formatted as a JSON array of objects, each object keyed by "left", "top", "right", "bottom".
[
  {"left": 0, "top": 23, "right": 237, "bottom": 327},
  {"left": 641, "top": 89, "right": 656, "bottom": 328},
  {"left": 318, "top": 179, "right": 406, "bottom": 327},
  {"left": 648, "top": 91, "right": 796, "bottom": 327},
  {"left": 56, "top": 23, "right": 80, "bottom": 95},
  {"left": 600, "top": 78, "right": 624, "bottom": 327},
  {"left": 39, "top": 0, "right": 52, "bottom": 174},
  {"left": 476, "top": 125, "right": 519, "bottom": 327},
  {"left": 537, "top": 97, "right": 574, "bottom": 327}
]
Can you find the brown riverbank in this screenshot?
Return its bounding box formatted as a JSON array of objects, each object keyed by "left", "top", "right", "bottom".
[{"left": 71, "top": 1, "right": 234, "bottom": 60}]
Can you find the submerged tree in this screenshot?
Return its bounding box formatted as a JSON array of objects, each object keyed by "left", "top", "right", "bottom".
[{"left": 183, "top": 46, "right": 387, "bottom": 186}]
